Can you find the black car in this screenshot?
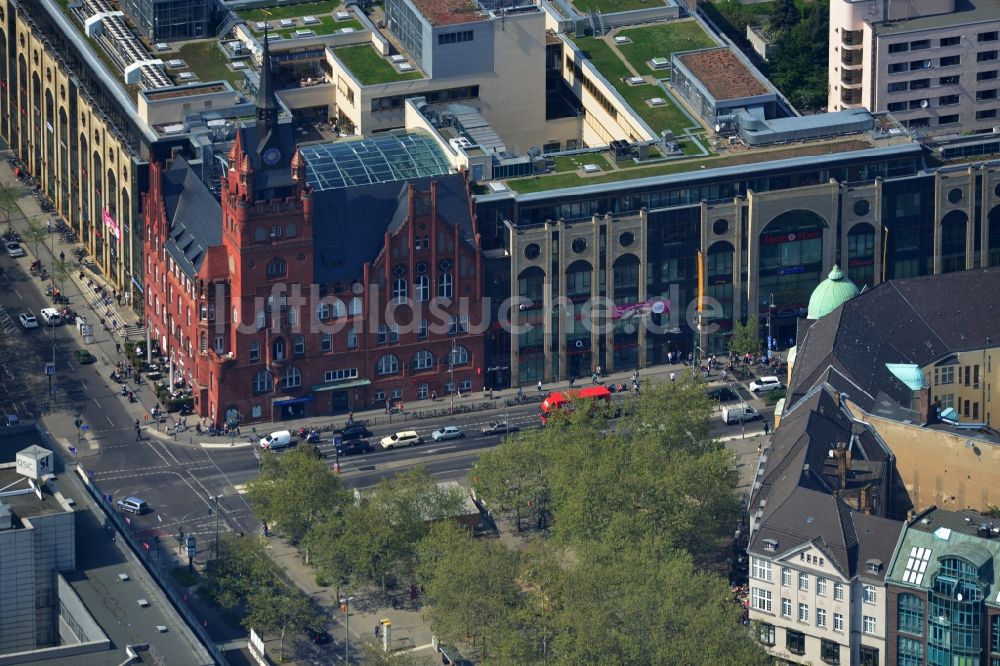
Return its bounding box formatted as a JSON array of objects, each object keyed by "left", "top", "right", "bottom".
[
  {"left": 339, "top": 424, "right": 372, "bottom": 441},
  {"left": 335, "top": 439, "right": 372, "bottom": 456},
  {"left": 305, "top": 627, "right": 332, "bottom": 645}
]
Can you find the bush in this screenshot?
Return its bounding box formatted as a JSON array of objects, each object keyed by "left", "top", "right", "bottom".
[
  {"left": 171, "top": 567, "right": 200, "bottom": 587},
  {"left": 764, "top": 388, "right": 787, "bottom": 406}
]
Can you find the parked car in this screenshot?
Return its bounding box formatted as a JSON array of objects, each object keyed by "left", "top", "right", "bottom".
[
  {"left": 5, "top": 242, "right": 25, "bottom": 258},
  {"left": 380, "top": 431, "right": 423, "bottom": 449},
  {"left": 480, "top": 421, "right": 519, "bottom": 435},
  {"left": 431, "top": 426, "right": 465, "bottom": 442},
  {"left": 339, "top": 424, "right": 372, "bottom": 441},
  {"left": 74, "top": 349, "right": 96, "bottom": 365},
  {"left": 117, "top": 497, "right": 149, "bottom": 515},
  {"left": 722, "top": 404, "right": 760, "bottom": 425},
  {"left": 259, "top": 430, "right": 293, "bottom": 450},
  {"left": 39, "top": 308, "right": 62, "bottom": 326},
  {"left": 335, "top": 439, "right": 372, "bottom": 456},
  {"left": 18, "top": 313, "right": 38, "bottom": 329},
  {"left": 749, "top": 376, "right": 785, "bottom": 393}
]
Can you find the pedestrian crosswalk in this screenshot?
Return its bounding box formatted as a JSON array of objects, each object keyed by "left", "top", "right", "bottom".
[{"left": 0, "top": 306, "right": 15, "bottom": 334}]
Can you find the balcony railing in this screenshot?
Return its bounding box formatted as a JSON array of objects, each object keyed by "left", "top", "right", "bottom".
[
  {"left": 842, "top": 30, "right": 864, "bottom": 46},
  {"left": 842, "top": 69, "right": 863, "bottom": 86},
  {"left": 842, "top": 49, "right": 864, "bottom": 67},
  {"left": 841, "top": 88, "right": 863, "bottom": 105}
]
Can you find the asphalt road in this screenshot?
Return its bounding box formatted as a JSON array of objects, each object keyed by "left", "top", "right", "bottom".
[{"left": 1, "top": 245, "right": 772, "bottom": 560}]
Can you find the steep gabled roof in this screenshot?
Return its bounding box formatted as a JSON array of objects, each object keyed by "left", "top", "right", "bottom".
[{"left": 161, "top": 158, "right": 221, "bottom": 278}]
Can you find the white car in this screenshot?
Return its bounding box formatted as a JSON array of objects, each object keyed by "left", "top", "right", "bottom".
[
  {"left": 18, "top": 313, "right": 38, "bottom": 329},
  {"left": 749, "top": 376, "right": 785, "bottom": 393},
  {"left": 5, "top": 242, "right": 25, "bottom": 258},
  {"left": 431, "top": 426, "right": 464, "bottom": 442}
]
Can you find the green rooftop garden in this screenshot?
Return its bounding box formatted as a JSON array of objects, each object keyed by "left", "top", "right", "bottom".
[
  {"left": 334, "top": 44, "right": 423, "bottom": 85},
  {"left": 178, "top": 42, "right": 244, "bottom": 88},
  {"left": 573, "top": 35, "right": 693, "bottom": 137},
  {"left": 616, "top": 21, "right": 717, "bottom": 74},
  {"left": 250, "top": 14, "right": 363, "bottom": 38},
  {"left": 237, "top": 0, "right": 343, "bottom": 21},
  {"left": 571, "top": 0, "right": 666, "bottom": 12},
  {"left": 506, "top": 139, "right": 872, "bottom": 193}
]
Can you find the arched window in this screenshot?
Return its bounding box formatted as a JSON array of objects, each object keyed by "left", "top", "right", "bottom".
[
  {"left": 252, "top": 370, "right": 272, "bottom": 393},
  {"left": 200, "top": 332, "right": 207, "bottom": 352},
  {"left": 376, "top": 354, "right": 399, "bottom": 375},
  {"left": 415, "top": 275, "right": 430, "bottom": 302},
  {"left": 282, "top": 366, "right": 301, "bottom": 389},
  {"left": 267, "top": 257, "right": 287, "bottom": 278},
  {"left": 438, "top": 272, "right": 453, "bottom": 299},
  {"left": 448, "top": 345, "right": 469, "bottom": 366},
  {"left": 273, "top": 337, "right": 286, "bottom": 361},
  {"left": 256, "top": 310, "right": 266, "bottom": 330},
  {"left": 393, "top": 278, "right": 408, "bottom": 303},
  {"left": 413, "top": 350, "right": 434, "bottom": 370}
]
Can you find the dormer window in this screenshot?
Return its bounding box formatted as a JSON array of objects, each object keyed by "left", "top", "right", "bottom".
[
  {"left": 763, "top": 538, "right": 778, "bottom": 552},
  {"left": 866, "top": 559, "right": 882, "bottom": 574}
]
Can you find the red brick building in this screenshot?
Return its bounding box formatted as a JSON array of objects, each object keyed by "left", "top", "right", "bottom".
[{"left": 142, "top": 56, "right": 485, "bottom": 425}]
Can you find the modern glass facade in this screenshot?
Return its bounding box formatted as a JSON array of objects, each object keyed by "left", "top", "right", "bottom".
[
  {"left": 882, "top": 175, "right": 936, "bottom": 279},
  {"left": 847, "top": 223, "right": 876, "bottom": 289},
  {"left": 120, "top": 0, "right": 207, "bottom": 41},
  {"left": 385, "top": 0, "right": 425, "bottom": 67},
  {"left": 928, "top": 557, "right": 985, "bottom": 665},
  {"left": 757, "top": 210, "right": 825, "bottom": 345}
]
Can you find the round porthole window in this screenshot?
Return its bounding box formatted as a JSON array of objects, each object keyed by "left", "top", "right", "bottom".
[
  {"left": 619, "top": 231, "right": 635, "bottom": 247},
  {"left": 948, "top": 188, "right": 963, "bottom": 204},
  {"left": 713, "top": 219, "right": 729, "bottom": 235},
  {"left": 853, "top": 200, "right": 870, "bottom": 216},
  {"left": 524, "top": 243, "right": 540, "bottom": 260},
  {"left": 571, "top": 237, "right": 587, "bottom": 253}
]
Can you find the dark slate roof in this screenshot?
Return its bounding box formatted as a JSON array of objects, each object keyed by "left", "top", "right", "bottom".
[
  {"left": 312, "top": 172, "right": 473, "bottom": 284},
  {"left": 161, "top": 158, "right": 222, "bottom": 278},
  {"left": 749, "top": 384, "right": 901, "bottom": 578},
  {"left": 788, "top": 267, "right": 1000, "bottom": 417}
]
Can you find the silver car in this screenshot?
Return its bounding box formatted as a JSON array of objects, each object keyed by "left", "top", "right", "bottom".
[{"left": 431, "top": 426, "right": 464, "bottom": 441}]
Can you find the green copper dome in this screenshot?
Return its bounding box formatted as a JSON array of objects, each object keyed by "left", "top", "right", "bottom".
[{"left": 807, "top": 265, "right": 860, "bottom": 320}]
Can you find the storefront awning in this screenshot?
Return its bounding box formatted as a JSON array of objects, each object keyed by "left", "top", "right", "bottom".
[
  {"left": 272, "top": 395, "right": 316, "bottom": 406},
  {"left": 310, "top": 378, "right": 372, "bottom": 393}
]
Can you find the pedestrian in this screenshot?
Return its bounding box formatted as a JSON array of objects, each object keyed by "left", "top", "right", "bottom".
[
  {"left": 375, "top": 625, "right": 380, "bottom": 639},
  {"left": 385, "top": 399, "right": 390, "bottom": 414},
  {"left": 670, "top": 371, "right": 676, "bottom": 382},
  {"left": 347, "top": 411, "right": 354, "bottom": 425},
  {"left": 596, "top": 365, "right": 602, "bottom": 377},
  {"left": 763, "top": 421, "right": 771, "bottom": 435},
  {"left": 59, "top": 251, "right": 65, "bottom": 263},
  {"left": 591, "top": 372, "right": 598, "bottom": 385},
  {"left": 430, "top": 391, "right": 437, "bottom": 401},
  {"left": 115, "top": 342, "right": 121, "bottom": 354},
  {"left": 537, "top": 380, "right": 543, "bottom": 392},
  {"left": 134, "top": 420, "right": 142, "bottom": 442},
  {"left": 46, "top": 219, "right": 51, "bottom": 233},
  {"left": 757, "top": 442, "right": 763, "bottom": 455}
]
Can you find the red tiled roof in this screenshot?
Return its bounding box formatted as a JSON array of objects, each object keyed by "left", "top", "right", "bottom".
[
  {"left": 410, "top": 0, "right": 485, "bottom": 26},
  {"left": 678, "top": 48, "right": 768, "bottom": 101}
]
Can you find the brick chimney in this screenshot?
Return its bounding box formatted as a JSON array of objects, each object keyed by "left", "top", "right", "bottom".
[
  {"left": 833, "top": 444, "right": 848, "bottom": 492},
  {"left": 918, "top": 385, "right": 930, "bottom": 423}
]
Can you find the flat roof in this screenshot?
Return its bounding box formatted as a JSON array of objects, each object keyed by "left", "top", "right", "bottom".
[
  {"left": 873, "top": 0, "right": 1000, "bottom": 34},
  {"left": 300, "top": 132, "right": 452, "bottom": 191},
  {"left": 0, "top": 468, "right": 68, "bottom": 520},
  {"left": 677, "top": 48, "right": 768, "bottom": 100},
  {"left": 143, "top": 83, "right": 230, "bottom": 101},
  {"left": 411, "top": 0, "right": 486, "bottom": 26}
]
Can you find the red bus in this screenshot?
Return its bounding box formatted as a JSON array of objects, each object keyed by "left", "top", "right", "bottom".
[{"left": 539, "top": 386, "right": 612, "bottom": 424}]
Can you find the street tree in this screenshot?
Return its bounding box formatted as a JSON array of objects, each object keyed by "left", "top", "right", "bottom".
[
  {"left": 0, "top": 183, "right": 19, "bottom": 236},
  {"left": 53, "top": 257, "right": 70, "bottom": 297},
  {"left": 246, "top": 582, "right": 318, "bottom": 663},
  {"left": 23, "top": 218, "right": 48, "bottom": 262},
  {"left": 769, "top": 0, "right": 800, "bottom": 34},
  {"left": 729, "top": 314, "right": 762, "bottom": 357},
  {"left": 307, "top": 467, "right": 465, "bottom": 593},
  {"left": 416, "top": 521, "right": 523, "bottom": 660},
  {"left": 471, "top": 438, "right": 548, "bottom": 531},
  {"left": 246, "top": 445, "right": 349, "bottom": 547}
]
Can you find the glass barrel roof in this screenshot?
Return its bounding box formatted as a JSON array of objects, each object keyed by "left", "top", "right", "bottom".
[{"left": 300, "top": 132, "right": 451, "bottom": 192}]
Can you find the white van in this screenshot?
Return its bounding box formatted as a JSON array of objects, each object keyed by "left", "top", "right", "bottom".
[
  {"left": 39, "top": 308, "right": 62, "bottom": 326},
  {"left": 723, "top": 404, "right": 760, "bottom": 425},
  {"left": 259, "top": 430, "right": 293, "bottom": 450}
]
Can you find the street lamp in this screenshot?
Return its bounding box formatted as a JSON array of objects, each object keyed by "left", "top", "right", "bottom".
[
  {"left": 767, "top": 292, "right": 775, "bottom": 356},
  {"left": 209, "top": 495, "right": 221, "bottom": 560},
  {"left": 449, "top": 338, "right": 456, "bottom": 412},
  {"left": 339, "top": 595, "right": 355, "bottom": 662}
]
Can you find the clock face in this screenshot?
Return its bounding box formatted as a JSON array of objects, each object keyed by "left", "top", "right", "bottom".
[{"left": 262, "top": 147, "right": 281, "bottom": 166}]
